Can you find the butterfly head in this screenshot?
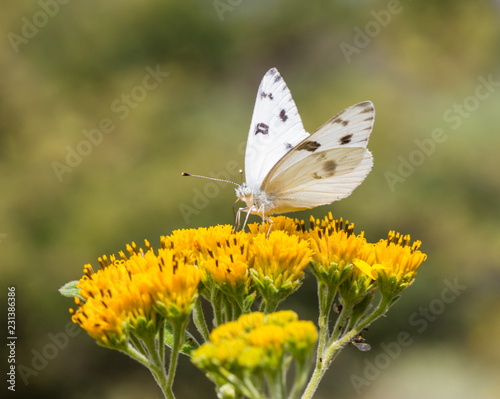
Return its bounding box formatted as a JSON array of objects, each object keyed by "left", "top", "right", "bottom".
[
  {"left": 235, "top": 183, "right": 274, "bottom": 215},
  {"left": 235, "top": 183, "right": 253, "bottom": 206}
]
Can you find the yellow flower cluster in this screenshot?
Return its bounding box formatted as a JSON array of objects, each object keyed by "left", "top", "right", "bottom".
[
  {"left": 70, "top": 214, "right": 426, "bottom": 344},
  {"left": 70, "top": 242, "right": 201, "bottom": 346},
  {"left": 164, "top": 224, "right": 312, "bottom": 292},
  {"left": 192, "top": 311, "right": 317, "bottom": 373},
  {"left": 290, "top": 213, "right": 425, "bottom": 288}
]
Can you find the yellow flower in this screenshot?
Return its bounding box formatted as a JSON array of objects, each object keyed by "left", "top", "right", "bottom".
[
  {"left": 71, "top": 243, "right": 200, "bottom": 345},
  {"left": 251, "top": 231, "right": 312, "bottom": 290},
  {"left": 191, "top": 225, "right": 252, "bottom": 291},
  {"left": 209, "top": 320, "right": 245, "bottom": 344},
  {"left": 192, "top": 311, "right": 317, "bottom": 377},
  {"left": 237, "top": 346, "right": 266, "bottom": 370},
  {"left": 245, "top": 324, "right": 289, "bottom": 369},
  {"left": 161, "top": 228, "right": 201, "bottom": 259},
  {"left": 266, "top": 310, "right": 298, "bottom": 325},
  {"left": 248, "top": 216, "right": 300, "bottom": 236},
  {"left": 354, "top": 231, "right": 427, "bottom": 295},
  {"left": 70, "top": 294, "right": 127, "bottom": 347},
  {"left": 284, "top": 320, "right": 318, "bottom": 361},
  {"left": 238, "top": 312, "right": 266, "bottom": 330},
  {"left": 306, "top": 214, "right": 367, "bottom": 269},
  {"left": 141, "top": 248, "right": 201, "bottom": 321}
]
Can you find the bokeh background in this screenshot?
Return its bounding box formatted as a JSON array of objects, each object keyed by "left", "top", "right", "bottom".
[{"left": 2, "top": 1, "right": 500, "bottom": 398}]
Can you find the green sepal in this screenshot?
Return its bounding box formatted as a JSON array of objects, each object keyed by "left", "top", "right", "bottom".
[
  {"left": 310, "top": 261, "right": 353, "bottom": 289},
  {"left": 59, "top": 280, "right": 83, "bottom": 300},
  {"left": 164, "top": 322, "right": 200, "bottom": 357},
  {"left": 242, "top": 292, "right": 256, "bottom": 313}
]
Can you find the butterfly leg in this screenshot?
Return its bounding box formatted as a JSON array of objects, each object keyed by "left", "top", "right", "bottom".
[
  {"left": 232, "top": 200, "right": 245, "bottom": 232},
  {"left": 233, "top": 206, "right": 252, "bottom": 232},
  {"left": 241, "top": 207, "right": 254, "bottom": 230},
  {"left": 256, "top": 206, "right": 273, "bottom": 238},
  {"left": 264, "top": 215, "right": 273, "bottom": 238}
]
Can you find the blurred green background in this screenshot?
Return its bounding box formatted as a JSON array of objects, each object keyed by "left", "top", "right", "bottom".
[{"left": 2, "top": 0, "right": 500, "bottom": 398}]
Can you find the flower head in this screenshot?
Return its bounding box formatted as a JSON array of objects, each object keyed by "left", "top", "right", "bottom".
[
  {"left": 301, "top": 214, "right": 367, "bottom": 290},
  {"left": 193, "top": 225, "right": 252, "bottom": 292},
  {"left": 192, "top": 311, "right": 317, "bottom": 387},
  {"left": 354, "top": 231, "right": 427, "bottom": 296},
  {"left": 71, "top": 242, "right": 200, "bottom": 346},
  {"left": 250, "top": 230, "right": 313, "bottom": 311}
]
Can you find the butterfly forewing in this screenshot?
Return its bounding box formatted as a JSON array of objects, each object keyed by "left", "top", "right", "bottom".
[
  {"left": 244, "top": 68, "right": 310, "bottom": 190},
  {"left": 313, "top": 101, "right": 374, "bottom": 148}
]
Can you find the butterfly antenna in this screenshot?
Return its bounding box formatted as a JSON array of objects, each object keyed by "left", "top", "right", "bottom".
[
  {"left": 238, "top": 169, "right": 244, "bottom": 184},
  {"left": 181, "top": 172, "right": 238, "bottom": 186}
]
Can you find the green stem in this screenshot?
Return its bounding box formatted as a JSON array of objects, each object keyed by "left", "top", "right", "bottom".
[
  {"left": 301, "top": 296, "right": 391, "bottom": 399},
  {"left": 212, "top": 289, "right": 223, "bottom": 327},
  {"left": 223, "top": 295, "right": 232, "bottom": 323},
  {"left": 328, "top": 299, "right": 354, "bottom": 346},
  {"left": 287, "top": 358, "right": 311, "bottom": 399},
  {"left": 262, "top": 295, "right": 279, "bottom": 314},
  {"left": 141, "top": 333, "right": 172, "bottom": 399},
  {"left": 217, "top": 368, "right": 261, "bottom": 399},
  {"left": 120, "top": 343, "right": 151, "bottom": 368},
  {"left": 231, "top": 295, "right": 244, "bottom": 320},
  {"left": 266, "top": 370, "right": 282, "bottom": 399},
  {"left": 316, "top": 283, "right": 336, "bottom": 357},
  {"left": 129, "top": 332, "right": 149, "bottom": 358},
  {"left": 165, "top": 318, "right": 189, "bottom": 397},
  {"left": 193, "top": 297, "right": 210, "bottom": 342},
  {"left": 158, "top": 322, "right": 166, "bottom": 364}
]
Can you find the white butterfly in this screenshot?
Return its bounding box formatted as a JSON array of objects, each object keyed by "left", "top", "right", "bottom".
[{"left": 234, "top": 67, "right": 374, "bottom": 230}]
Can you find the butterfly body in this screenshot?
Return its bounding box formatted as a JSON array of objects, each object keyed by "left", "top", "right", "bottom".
[{"left": 235, "top": 68, "right": 375, "bottom": 229}]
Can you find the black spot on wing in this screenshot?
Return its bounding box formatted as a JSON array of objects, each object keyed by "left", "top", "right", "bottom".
[
  {"left": 323, "top": 160, "right": 337, "bottom": 175},
  {"left": 255, "top": 123, "right": 269, "bottom": 135},
  {"left": 279, "top": 109, "right": 288, "bottom": 122},
  {"left": 260, "top": 91, "right": 274, "bottom": 100},
  {"left": 357, "top": 102, "right": 374, "bottom": 113},
  {"left": 285, "top": 142, "right": 293, "bottom": 150},
  {"left": 332, "top": 118, "right": 349, "bottom": 126},
  {"left": 312, "top": 160, "right": 337, "bottom": 180},
  {"left": 296, "top": 140, "right": 321, "bottom": 152},
  {"left": 274, "top": 74, "right": 282, "bottom": 83},
  {"left": 340, "top": 134, "right": 353, "bottom": 145}
]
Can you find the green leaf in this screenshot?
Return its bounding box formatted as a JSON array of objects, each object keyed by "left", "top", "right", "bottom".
[
  {"left": 59, "top": 281, "right": 82, "bottom": 299},
  {"left": 164, "top": 322, "right": 200, "bottom": 356}
]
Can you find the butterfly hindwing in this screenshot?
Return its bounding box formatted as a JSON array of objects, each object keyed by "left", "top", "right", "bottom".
[
  {"left": 261, "top": 101, "right": 374, "bottom": 188},
  {"left": 263, "top": 147, "right": 373, "bottom": 214},
  {"left": 244, "top": 68, "right": 310, "bottom": 190}
]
